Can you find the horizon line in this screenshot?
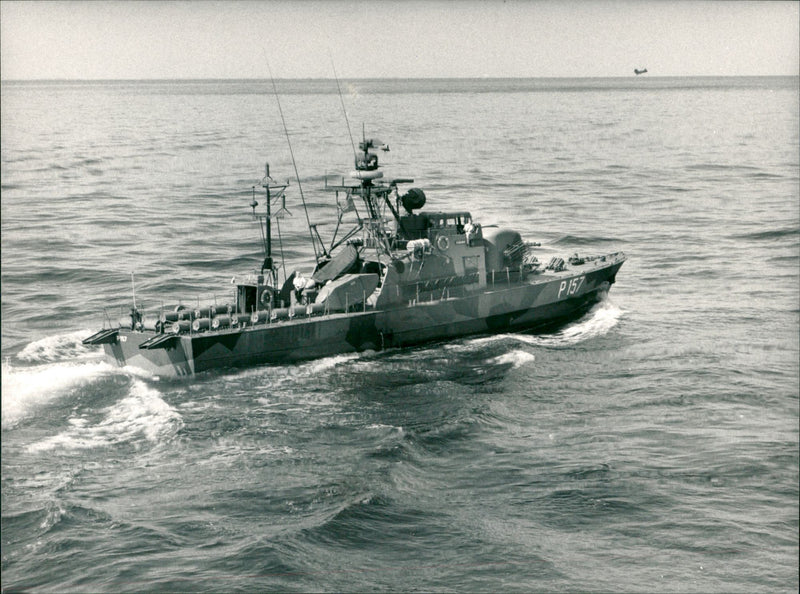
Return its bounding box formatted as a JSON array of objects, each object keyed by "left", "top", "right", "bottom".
[{"left": 2, "top": 74, "right": 798, "bottom": 84}]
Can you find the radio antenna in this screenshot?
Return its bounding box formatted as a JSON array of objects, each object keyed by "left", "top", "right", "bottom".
[
  {"left": 266, "top": 61, "right": 320, "bottom": 262},
  {"left": 131, "top": 271, "right": 137, "bottom": 309},
  {"left": 330, "top": 56, "right": 358, "bottom": 165}
]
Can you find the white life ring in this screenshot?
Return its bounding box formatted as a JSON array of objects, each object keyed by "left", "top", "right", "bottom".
[
  {"left": 436, "top": 235, "right": 449, "bottom": 251},
  {"left": 259, "top": 288, "right": 272, "bottom": 306}
]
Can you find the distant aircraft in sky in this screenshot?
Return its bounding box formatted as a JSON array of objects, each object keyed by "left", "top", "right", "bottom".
[{"left": 634, "top": 68, "right": 648, "bottom": 75}]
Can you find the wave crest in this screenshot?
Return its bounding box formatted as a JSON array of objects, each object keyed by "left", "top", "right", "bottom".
[
  {"left": 17, "top": 331, "right": 98, "bottom": 363},
  {"left": 1, "top": 360, "right": 114, "bottom": 429},
  {"left": 27, "top": 380, "right": 183, "bottom": 452},
  {"left": 490, "top": 350, "right": 536, "bottom": 368}
]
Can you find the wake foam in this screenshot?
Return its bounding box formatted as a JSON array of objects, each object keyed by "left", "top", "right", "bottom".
[
  {"left": 299, "top": 353, "right": 362, "bottom": 375},
  {"left": 516, "top": 300, "right": 624, "bottom": 347},
  {"left": 490, "top": 350, "right": 536, "bottom": 368},
  {"left": 221, "top": 351, "right": 363, "bottom": 386},
  {"left": 1, "top": 360, "right": 115, "bottom": 430},
  {"left": 27, "top": 380, "right": 183, "bottom": 452},
  {"left": 16, "top": 330, "right": 99, "bottom": 363},
  {"left": 458, "top": 299, "right": 623, "bottom": 351}
]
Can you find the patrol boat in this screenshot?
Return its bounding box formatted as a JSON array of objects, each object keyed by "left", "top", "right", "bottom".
[{"left": 84, "top": 136, "right": 626, "bottom": 377}]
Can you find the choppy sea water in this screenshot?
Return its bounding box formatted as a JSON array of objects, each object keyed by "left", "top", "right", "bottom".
[{"left": 2, "top": 77, "right": 798, "bottom": 592}]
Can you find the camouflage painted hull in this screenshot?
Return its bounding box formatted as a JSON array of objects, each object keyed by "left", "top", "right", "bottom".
[{"left": 99, "top": 254, "right": 624, "bottom": 377}]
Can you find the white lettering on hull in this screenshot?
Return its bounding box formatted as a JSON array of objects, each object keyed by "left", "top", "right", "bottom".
[{"left": 557, "top": 276, "right": 585, "bottom": 299}]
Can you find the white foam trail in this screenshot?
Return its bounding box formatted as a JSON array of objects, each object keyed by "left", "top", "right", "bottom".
[
  {"left": 121, "top": 364, "right": 162, "bottom": 380},
  {"left": 366, "top": 423, "right": 404, "bottom": 433},
  {"left": 27, "top": 380, "right": 183, "bottom": 452},
  {"left": 531, "top": 300, "right": 624, "bottom": 346},
  {"left": 1, "top": 360, "right": 115, "bottom": 429},
  {"left": 497, "top": 300, "right": 624, "bottom": 348},
  {"left": 299, "top": 352, "right": 362, "bottom": 375},
  {"left": 490, "top": 350, "right": 536, "bottom": 368},
  {"left": 39, "top": 502, "right": 68, "bottom": 531},
  {"left": 453, "top": 300, "right": 623, "bottom": 351},
  {"left": 461, "top": 334, "right": 510, "bottom": 348},
  {"left": 16, "top": 330, "right": 99, "bottom": 363},
  {"left": 225, "top": 351, "right": 363, "bottom": 385}
]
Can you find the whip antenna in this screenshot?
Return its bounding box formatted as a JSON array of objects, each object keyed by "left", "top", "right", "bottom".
[
  {"left": 330, "top": 57, "right": 358, "bottom": 165},
  {"left": 131, "top": 271, "right": 137, "bottom": 309},
  {"left": 266, "top": 61, "right": 320, "bottom": 261}
]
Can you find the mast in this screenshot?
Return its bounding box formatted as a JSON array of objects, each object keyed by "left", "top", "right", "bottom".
[
  {"left": 264, "top": 164, "right": 272, "bottom": 272},
  {"left": 252, "top": 162, "right": 288, "bottom": 285},
  {"left": 327, "top": 67, "right": 409, "bottom": 256},
  {"left": 323, "top": 130, "right": 417, "bottom": 258},
  {"left": 353, "top": 136, "right": 388, "bottom": 216}
]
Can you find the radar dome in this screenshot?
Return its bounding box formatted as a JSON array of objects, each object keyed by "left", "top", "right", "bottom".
[{"left": 400, "top": 188, "right": 426, "bottom": 213}]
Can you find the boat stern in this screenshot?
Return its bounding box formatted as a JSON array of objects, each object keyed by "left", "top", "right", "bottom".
[{"left": 84, "top": 328, "right": 195, "bottom": 377}]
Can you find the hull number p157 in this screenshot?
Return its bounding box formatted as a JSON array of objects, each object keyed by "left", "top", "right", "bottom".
[{"left": 558, "top": 276, "right": 585, "bottom": 299}]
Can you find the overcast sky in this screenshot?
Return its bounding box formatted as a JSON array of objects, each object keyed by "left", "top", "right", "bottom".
[{"left": 1, "top": 0, "right": 798, "bottom": 80}]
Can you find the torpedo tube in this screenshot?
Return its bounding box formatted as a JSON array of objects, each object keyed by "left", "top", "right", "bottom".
[
  {"left": 161, "top": 309, "right": 195, "bottom": 323},
  {"left": 170, "top": 321, "right": 191, "bottom": 334},
  {"left": 212, "top": 315, "right": 238, "bottom": 329},
  {"left": 250, "top": 311, "right": 270, "bottom": 324},
  {"left": 195, "top": 304, "right": 232, "bottom": 319},
  {"left": 192, "top": 318, "right": 211, "bottom": 332}
]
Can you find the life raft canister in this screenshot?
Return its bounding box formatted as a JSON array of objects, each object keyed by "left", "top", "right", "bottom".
[
  {"left": 436, "top": 235, "right": 450, "bottom": 251},
  {"left": 406, "top": 238, "right": 431, "bottom": 260}
]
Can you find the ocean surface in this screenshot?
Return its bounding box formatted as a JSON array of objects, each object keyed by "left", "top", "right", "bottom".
[{"left": 1, "top": 76, "right": 798, "bottom": 592}]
